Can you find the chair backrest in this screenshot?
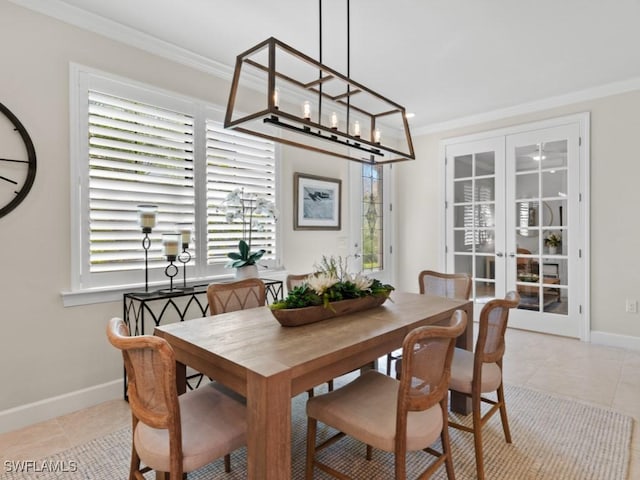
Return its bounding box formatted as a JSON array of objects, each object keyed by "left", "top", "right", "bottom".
[
  {"left": 286, "top": 273, "right": 311, "bottom": 292},
  {"left": 474, "top": 291, "right": 520, "bottom": 365},
  {"left": 396, "top": 310, "right": 468, "bottom": 416},
  {"left": 106, "top": 317, "right": 181, "bottom": 437},
  {"left": 207, "top": 278, "right": 266, "bottom": 315},
  {"left": 418, "top": 270, "right": 472, "bottom": 300}
]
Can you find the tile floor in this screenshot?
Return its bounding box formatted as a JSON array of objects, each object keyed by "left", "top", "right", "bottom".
[{"left": 0, "top": 328, "right": 638, "bottom": 478}]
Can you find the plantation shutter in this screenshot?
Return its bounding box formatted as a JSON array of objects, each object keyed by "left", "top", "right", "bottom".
[
  {"left": 206, "top": 121, "right": 277, "bottom": 266},
  {"left": 88, "top": 90, "right": 195, "bottom": 273}
]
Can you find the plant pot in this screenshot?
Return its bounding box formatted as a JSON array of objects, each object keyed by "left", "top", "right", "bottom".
[
  {"left": 235, "top": 264, "right": 259, "bottom": 279},
  {"left": 270, "top": 294, "right": 390, "bottom": 327},
  {"left": 548, "top": 246, "right": 558, "bottom": 255}
]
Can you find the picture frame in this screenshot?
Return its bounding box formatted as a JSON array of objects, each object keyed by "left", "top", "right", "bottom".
[{"left": 294, "top": 172, "right": 341, "bottom": 230}]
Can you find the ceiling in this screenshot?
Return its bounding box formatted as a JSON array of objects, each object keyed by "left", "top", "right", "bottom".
[{"left": 15, "top": 0, "right": 640, "bottom": 132}]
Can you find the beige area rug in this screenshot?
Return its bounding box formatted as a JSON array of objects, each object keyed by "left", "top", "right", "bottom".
[{"left": 1, "top": 384, "right": 631, "bottom": 480}]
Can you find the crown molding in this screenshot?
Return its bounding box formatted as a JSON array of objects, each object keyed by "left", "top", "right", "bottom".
[
  {"left": 8, "top": 0, "right": 234, "bottom": 80},
  {"left": 413, "top": 76, "right": 640, "bottom": 136}
]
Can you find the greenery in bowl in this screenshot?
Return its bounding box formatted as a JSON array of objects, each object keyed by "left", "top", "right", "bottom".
[{"left": 271, "top": 256, "right": 394, "bottom": 311}]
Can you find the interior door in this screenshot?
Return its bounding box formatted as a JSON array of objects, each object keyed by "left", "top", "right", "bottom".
[
  {"left": 506, "top": 125, "right": 581, "bottom": 336},
  {"left": 446, "top": 138, "right": 506, "bottom": 316},
  {"left": 445, "top": 117, "right": 586, "bottom": 338}
]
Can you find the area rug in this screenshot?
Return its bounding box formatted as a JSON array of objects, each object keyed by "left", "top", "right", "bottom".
[{"left": 1, "top": 384, "right": 631, "bottom": 479}]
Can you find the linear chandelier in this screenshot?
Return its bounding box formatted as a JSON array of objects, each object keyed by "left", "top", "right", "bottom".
[{"left": 224, "top": 2, "right": 415, "bottom": 165}]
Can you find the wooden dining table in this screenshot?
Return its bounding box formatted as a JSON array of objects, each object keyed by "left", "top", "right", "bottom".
[{"left": 154, "top": 291, "right": 473, "bottom": 480}]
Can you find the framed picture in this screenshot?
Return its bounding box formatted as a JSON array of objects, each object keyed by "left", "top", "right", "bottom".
[{"left": 294, "top": 173, "right": 341, "bottom": 230}]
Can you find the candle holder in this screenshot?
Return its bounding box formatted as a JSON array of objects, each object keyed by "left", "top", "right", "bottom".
[
  {"left": 178, "top": 228, "right": 192, "bottom": 291},
  {"left": 137, "top": 204, "right": 158, "bottom": 294},
  {"left": 161, "top": 232, "right": 181, "bottom": 293}
]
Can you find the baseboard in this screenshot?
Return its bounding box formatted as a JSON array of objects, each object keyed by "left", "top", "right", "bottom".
[
  {"left": 590, "top": 330, "right": 640, "bottom": 351},
  {"left": 0, "top": 379, "right": 122, "bottom": 434}
]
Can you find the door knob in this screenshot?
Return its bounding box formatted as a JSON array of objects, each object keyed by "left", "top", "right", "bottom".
[
  {"left": 508, "top": 252, "right": 516, "bottom": 257},
  {"left": 495, "top": 252, "right": 504, "bottom": 257}
]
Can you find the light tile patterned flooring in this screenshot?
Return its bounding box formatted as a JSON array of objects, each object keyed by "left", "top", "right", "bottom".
[{"left": 0, "top": 328, "right": 638, "bottom": 478}]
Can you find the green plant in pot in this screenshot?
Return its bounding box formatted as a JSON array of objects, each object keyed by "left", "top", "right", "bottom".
[
  {"left": 544, "top": 232, "right": 561, "bottom": 253},
  {"left": 220, "top": 188, "right": 277, "bottom": 278}
]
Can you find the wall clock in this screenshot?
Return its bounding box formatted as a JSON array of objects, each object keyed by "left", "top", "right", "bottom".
[{"left": 0, "top": 102, "right": 37, "bottom": 218}]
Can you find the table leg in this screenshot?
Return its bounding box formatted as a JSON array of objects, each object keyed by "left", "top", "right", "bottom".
[
  {"left": 246, "top": 370, "right": 292, "bottom": 479},
  {"left": 175, "top": 361, "right": 186, "bottom": 395},
  {"left": 450, "top": 302, "right": 473, "bottom": 415}
]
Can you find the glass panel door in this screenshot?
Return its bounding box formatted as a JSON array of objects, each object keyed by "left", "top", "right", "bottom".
[
  {"left": 506, "top": 125, "right": 580, "bottom": 336},
  {"left": 446, "top": 138, "right": 505, "bottom": 321}
]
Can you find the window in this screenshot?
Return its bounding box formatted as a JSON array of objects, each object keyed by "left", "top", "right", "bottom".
[
  {"left": 70, "top": 67, "right": 278, "bottom": 292},
  {"left": 361, "top": 164, "right": 384, "bottom": 273}
]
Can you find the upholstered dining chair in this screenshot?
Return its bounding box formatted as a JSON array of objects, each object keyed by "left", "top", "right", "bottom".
[
  {"left": 305, "top": 310, "right": 468, "bottom": 480},
  {"left": 106, "top": 318, "right": 247, "bottom": 480},
  {"left": 448, "top": 291, "right": 520, "bottom": 480},
  {"left": 387, "top": 270, "right": 472, "bottom": 376},
  {"left": 286, "top": 272, "right": 312, "bottom": 292},
  {"left": 207, "top": 278, "right": 266, "bottom": 315}
]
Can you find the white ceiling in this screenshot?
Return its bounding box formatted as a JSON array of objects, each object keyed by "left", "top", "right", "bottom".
[{"left": 15, "top": 0, "right": 640, "bottom": 132}]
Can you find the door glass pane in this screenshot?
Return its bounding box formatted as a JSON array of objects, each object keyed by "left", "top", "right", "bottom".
[
  {"left": 454, "top": 154, "right": 472, "bottom": 178},
  {"left": 540, "top": 140, "right": 568, "bottom": 169},
  {"left": 475, "top": 280, "right": 495, "bottom": 304},
  {"left": 476, "top": 255, "right": 494, "bottom": 279},
  {"left": 475, "top": 178, "right": 495, "bottom": 201},
  {"left": 454, "top": 254, "right": 472, "bottom": 275},
  {"left": 361, "top": 164, "right": 383, "bottom": 272},
  {"left": 475, "top": 152, "right": 495, "bottom": 176},
  {"left": 454, "top": 179, "right": 472, "bottom": 203}
]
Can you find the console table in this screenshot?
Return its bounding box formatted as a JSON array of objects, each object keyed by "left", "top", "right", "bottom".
[{"left": 121, "top": 278, "right": 284, "bottom": 398}]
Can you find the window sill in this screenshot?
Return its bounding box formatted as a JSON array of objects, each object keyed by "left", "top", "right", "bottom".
[{"left": 61, "top": 269, "right": 287, "bottom": 307}]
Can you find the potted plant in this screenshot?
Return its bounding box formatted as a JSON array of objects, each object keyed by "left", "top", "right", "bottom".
[
  {"left": 220, "top": 188, "right": 278, "bottom": 278},
  {"left": 544, "top": 232, "right": 561, "bottom": 254},
  {"left": 270, "top": 256, "right": 394, "bottom": 326}
]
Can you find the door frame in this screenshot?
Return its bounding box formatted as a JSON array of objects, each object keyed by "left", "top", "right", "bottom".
[{"left": 440, "top": 112, "right": 590, "bottom": 341}]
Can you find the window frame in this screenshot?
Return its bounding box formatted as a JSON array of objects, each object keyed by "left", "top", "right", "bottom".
[{"left": 66, "top": 64, "right": 281, "bottom": 304}]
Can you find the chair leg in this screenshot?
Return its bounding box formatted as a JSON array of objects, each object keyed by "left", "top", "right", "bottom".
[
  {"left": 441, "top": 427, "right": 456, "bottom": 480},
  {"left": 386, "top": 353, "right": 392, "bottom": 376},
  {"left": 224, "top": 453, "right": 231, "bottom": 472},
  {"left": 366, "top": 444, "right": 372, "bottom": 460},
  {"left": 305, "top": 417, "right": 318, "bottom": 480},
  {"left": 496, "top": 383, "right": 512, "bottom": 443},
  {"left": 307, "top": 388, "right": 315, "bottom": 398},
  {"left": 328, "top": 379, "right": 334, "bottom": 392},
  {"left": 472, "top": 393, "right": 485, "bottom": 480}
]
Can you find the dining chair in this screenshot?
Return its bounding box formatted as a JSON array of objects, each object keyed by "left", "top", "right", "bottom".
[
  {"left": 286, "top": 272, "right": 312, "bottom": 292},
  {"left": 387, "top": 270, "right": 472, "bottom": 376},
  {"left": 305, "top": 310, "right": 468, "bottom": 480},
  {"left": 448, "top": 290, "right": 520, "bottom": 480},
  {"left": 106, "top": 318, "right": 247, "bottom": 480},
  {"left": 207, "top": 278, "right": 266, "bottom": 315}
]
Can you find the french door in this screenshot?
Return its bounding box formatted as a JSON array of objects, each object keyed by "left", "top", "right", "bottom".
[{"left": 444, "top": 115, "right": 588, "bottom": 338}]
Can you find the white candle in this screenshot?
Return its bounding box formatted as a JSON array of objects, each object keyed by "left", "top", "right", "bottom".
[
  {"left": 181, "top": 229, "right": 190, "bottom": 247},
  {"left": 273, "top": 88, "right": 280, "bottom": 109},
  {"left": 137, "top": 205, "right": 157, "bottom": 230},
  {"left": 373, "top": 128, "right": 381, "bottom": 144},
  {"left": 331, "top": 112, "right": 338, "bottom": 129},
  {"left": 303, "top": 101, "right": 311, "bottom": 120},
  {"left": 353, "top": 121, "right": 361, "bottom": 138},
  {"left": 162, "top": 234, "right": 180, "bottom": 257}
]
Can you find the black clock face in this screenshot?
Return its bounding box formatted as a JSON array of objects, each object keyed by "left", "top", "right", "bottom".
[{"left": 0, "top": 103, "right": 36, "bottom": 218}]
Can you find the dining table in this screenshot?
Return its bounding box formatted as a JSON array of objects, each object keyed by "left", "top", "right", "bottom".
[{"left": 154, "top": 290, "right": 473, "bottom": 480}]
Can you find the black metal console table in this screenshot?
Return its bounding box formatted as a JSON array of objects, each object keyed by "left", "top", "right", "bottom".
[{"left": 122, "top": 278, "right": 284, "bottom": 398}]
